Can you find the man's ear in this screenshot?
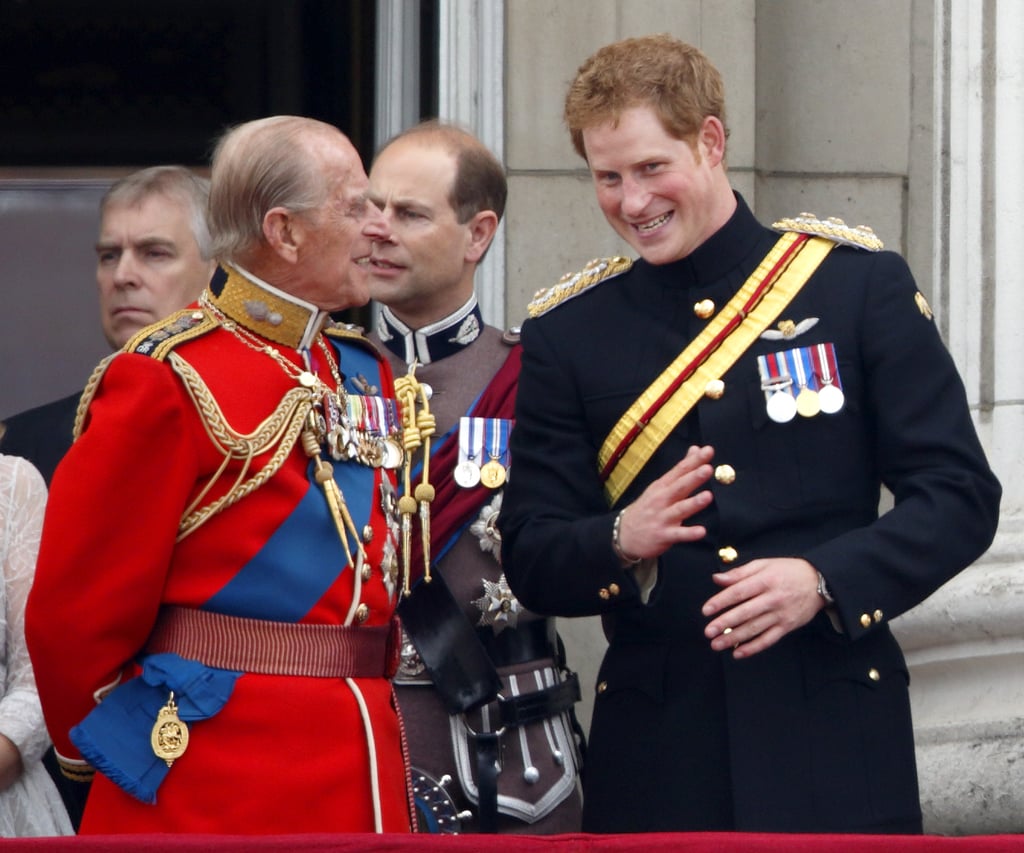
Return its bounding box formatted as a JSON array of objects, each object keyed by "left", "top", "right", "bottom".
[
  {"left": 697, "top": 116, "right": 727, "bottom": 168},
  {"left": 465, "top": 210, "right": 499, "bottom": 264},
  {"left": 262, "top": 207, "right": 301, "bottom": 263}
]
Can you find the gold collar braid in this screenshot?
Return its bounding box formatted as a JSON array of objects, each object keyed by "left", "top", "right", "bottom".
[{"left": 207, "top": 264, "right": 330, "bottom": 349}]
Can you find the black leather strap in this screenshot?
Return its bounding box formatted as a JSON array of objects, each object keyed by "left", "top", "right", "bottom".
[
  {"left": 397, "top": 572, "right": 501, "bottom": 714},
  {"left": 474, "top": 731, "right": 501, "bottom": 833},
  {"left": 497, "top": 673, "right": 582, "bottom": 728}
]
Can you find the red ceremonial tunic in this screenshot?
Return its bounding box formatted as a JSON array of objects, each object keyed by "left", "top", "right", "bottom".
[{"left": 26, "top": 266, "right": 412, "bottom": 834}]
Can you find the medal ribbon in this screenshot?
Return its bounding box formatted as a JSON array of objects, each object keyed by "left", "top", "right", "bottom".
[
  {"left": 458, "top": 416, "right": 479, "bottom": 466},
  {"left": 599, "top": 233, "right": 836, "bottom": 506},
  {"left": 813, "top": 342, "right": 841, "bottom": 389}
]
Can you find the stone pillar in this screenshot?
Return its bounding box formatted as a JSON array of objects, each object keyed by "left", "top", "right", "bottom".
[
  {"left": 437, "top": 0, "right": 506, "bottom": 328},
  {"left": 890, "top": 0, "right": 1024, "bottom": 834}
]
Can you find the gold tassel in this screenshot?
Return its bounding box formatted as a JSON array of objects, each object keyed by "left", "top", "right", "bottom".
[
  {"left": 302, "top": 413, "right": 366, "bottom": 571},
  {"left": 394, "top": 365, "right": 438, "bottom": 592}
]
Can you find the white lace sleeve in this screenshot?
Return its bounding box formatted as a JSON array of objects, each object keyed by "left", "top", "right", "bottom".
[{"left": 0, "top": 456, "right": 51, "bottom": 765}]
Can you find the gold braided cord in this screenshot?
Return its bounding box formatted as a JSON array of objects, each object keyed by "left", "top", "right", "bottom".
[
  {"left": 413, "top": 390, "right": 435, "bottom": 583},
  {"left": 73, "top": 353, "right": 117, "bottom": 440},
  {"left": 393, "top": 366, "right": 436, "bottom": 592},
  {"left": 169, "top": 353, "right": 312, "bottom": 541},
  {"left": 394, "top": 371, "right": 421, "bottom": 596}
]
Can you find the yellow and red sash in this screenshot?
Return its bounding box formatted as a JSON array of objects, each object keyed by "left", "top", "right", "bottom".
[{"left": 598, "top": 232, "right": 835, "bottom": 506}]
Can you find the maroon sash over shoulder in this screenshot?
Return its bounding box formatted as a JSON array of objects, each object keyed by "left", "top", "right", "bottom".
[{"left": 408, "top": 345, "right": 522, "bottom": 581}]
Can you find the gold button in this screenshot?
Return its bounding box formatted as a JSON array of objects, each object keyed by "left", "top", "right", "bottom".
[
  {"left": 873, "top": 610, "right": 884, "bottom": 623},
  {"left": 362, "top": 525, "right": 374, "bottom": 542},
  {"left": 191, "top": 310, "right": 205, "bottom": 321},
  {"left": 361, "top": 564, "right": 372, "bottom": 581},
  {"left": 860, "top": 613, "right": 872, "bottom": 628},
  {"left": 356, "top": 603, "right": 370, "bottom": 623},
  {"left": 596, "top": 681, "right": 608, "bottom": 694},
  {"left": 718, "top": 546, "right": 738, "bottom": 564},
  {"left": 704, "top": 379, "right": 725, "bottom": 399},
  {"left": 868, "top": 668, "right": 880, "bottom": 682},
  {"left": 714, "top": 464, "right": 736, "bottom": 484},
  {"left": 608, "top": 583, "right": 621, "bottom": 596},
  {"left": 599, "top": 588, "right": 610, "bottom": 600},
  {"left": 694, "top": 299, "right": 715, "bottom": 319}
]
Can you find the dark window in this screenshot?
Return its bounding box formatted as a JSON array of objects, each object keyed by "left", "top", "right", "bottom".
[{"left": 0, "top": 0, "right": 378, "bottom": 166}]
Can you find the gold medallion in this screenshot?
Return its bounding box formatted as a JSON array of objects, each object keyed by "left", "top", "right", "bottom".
[
  {"left": 796, "top": 387, "right": 821, "bottom": 418},
  {"left": 479, "top": 459, "right": 507, "bottom": 489},
  {"left": 151, "top": 692, "right": 189, "bottom": 768}
]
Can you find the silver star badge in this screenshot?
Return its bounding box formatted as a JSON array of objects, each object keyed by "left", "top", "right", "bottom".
[
  {"left": 472, "top": 573, "right": 521, "bottom": 633},
  {"left": 469, "top": 492, "right": 503, "bottom": 560}
]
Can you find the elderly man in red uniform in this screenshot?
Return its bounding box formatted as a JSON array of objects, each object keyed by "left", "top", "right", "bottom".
[{"left": 26, "top": 116, "right": 413, "bottom": 834}]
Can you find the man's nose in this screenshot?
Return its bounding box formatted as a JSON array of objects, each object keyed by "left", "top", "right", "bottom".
[
  {"left": 620, "top": 177, "right": 649, "bottom": 218},
  {"left": 113, "top": 252, "right": 140, "bottom": 287},
  {"left": 362, "top": 206, "right": 392, "bottom": 242}
]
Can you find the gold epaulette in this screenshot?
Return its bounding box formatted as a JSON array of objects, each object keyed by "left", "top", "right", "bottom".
[
  {"left": 125, "top": 308, "right": 219, "bottom": 360},
  {"left": 771, "top": 212, "right": 884, "bottom": 252},
  {"left": 527, "top": 256, "right": 634, "bottom": 318},
  {"left": 73, "top": 309, "right": 217, "bottom": 440}
]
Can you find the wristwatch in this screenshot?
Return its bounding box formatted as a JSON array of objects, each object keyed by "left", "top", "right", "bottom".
[{"left": 816, "top": 571, "right": 835, "bottom": 605}]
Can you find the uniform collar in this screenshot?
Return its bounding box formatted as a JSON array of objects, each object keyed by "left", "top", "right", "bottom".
[
  {"left": 376, "top": 296, "right": 483, "bottom": 365},
  {"left": 641, "top": 192, "right": 766, "bottom": 289},
  {"left": 206, "top": 263, "right": 330, "bottom": 350}
]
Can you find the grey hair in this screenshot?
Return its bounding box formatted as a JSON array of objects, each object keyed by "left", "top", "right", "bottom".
[
  {"left": 207, "top": 116, "right": 344, "bottom": 262},
  {"left": 101, "top": 165, "right": 213, "bottom": 260}
]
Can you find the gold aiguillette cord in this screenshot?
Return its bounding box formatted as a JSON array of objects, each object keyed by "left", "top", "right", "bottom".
[
  {"left": 395, "top": 366, "right": 436, "bottom": 595},
  {"left": 302, "top": 411, "right": 367, "bottom": 573}
]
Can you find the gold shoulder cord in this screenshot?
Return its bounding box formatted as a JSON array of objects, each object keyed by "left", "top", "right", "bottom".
[
  {"left": 72, "top": 354, "right": 117, "bottom": 440},
  {"left": 394, "top": 364, "right": 436, "bottom": 595},
  {"left": 170, "top": 353, "right": 311, "bottom": 540}
]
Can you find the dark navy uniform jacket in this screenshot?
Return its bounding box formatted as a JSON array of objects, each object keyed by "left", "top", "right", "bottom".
[
  {"left": 1, "top": 392, "right": 79, "bottom": 485},
  {"left": 498, "top": 195, "right": 1000, "bottom": 833}
]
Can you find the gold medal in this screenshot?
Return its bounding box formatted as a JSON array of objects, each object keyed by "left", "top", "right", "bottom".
[
  {"left": 796, "top": 387, "right": 820, "bottom": 418},
  {"left": 151, "top": 692, "right": 189, "bottom": 768},
  {"left": 479, "top": 459, "right": 507, "bottom": 489},
  {"left": 478, "top": 418, "right": 509, "bottom": 489}
]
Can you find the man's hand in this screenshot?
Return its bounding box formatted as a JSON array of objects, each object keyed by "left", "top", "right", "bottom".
[
  {"left": 702, "top": 557, "right": 825, "bottom": 659},
  {"left": 615, "top": 445, "right": 715, "bottom": 561}
]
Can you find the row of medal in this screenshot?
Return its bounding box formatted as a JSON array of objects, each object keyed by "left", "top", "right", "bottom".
[
  {"left": 756, "top": 342, "right": 846, "bottom": 424},
  {"left": 453, "top": 416, "right": 513, "bottom": 489},
  {"left": 321, "top": 391, "right": 405, "bottom": 469}
]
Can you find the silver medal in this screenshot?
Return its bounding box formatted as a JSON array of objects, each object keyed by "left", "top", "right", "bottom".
[
  {"left": 454, "top": 460, "right": 481, "bottom": 488},
  {"left": 766, "top": 390, "right": 798, "bottom": 423},
  {"left": 818, "top": 383, "right": 845, "bottom": 414}
]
